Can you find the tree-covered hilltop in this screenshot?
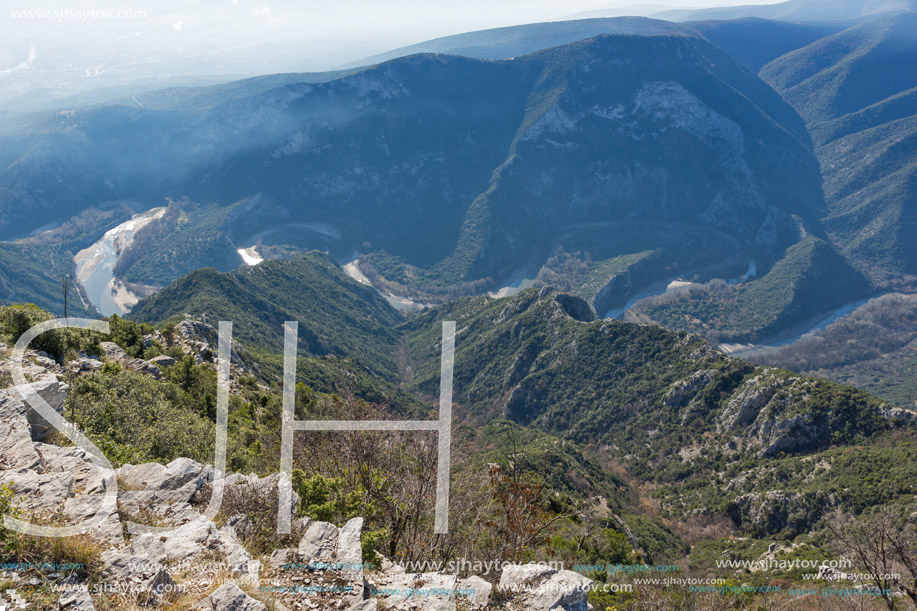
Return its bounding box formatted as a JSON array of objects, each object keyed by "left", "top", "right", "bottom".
[{"left": 129, "top": 251, "right": 403, "bottom": 379}]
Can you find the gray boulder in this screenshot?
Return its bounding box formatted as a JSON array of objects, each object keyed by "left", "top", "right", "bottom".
[
  {"left": 19, "top": 377, "right": 68, "bottom": 441},
  {"left": 101, "top": 550, "right": 175, "bottom": 604},
  {"left": 0, "top": 470, "right": 72, "bottom": 514},
  {"left": 148, "top": 355, "right": 176, "bottom": 368},
  {"left": 269, "top": 548, "right": 294, "bottom": 570},
  {"left": 62, "top": 495, "right": 123, "bottom": 547},
  {"left": 457, "top": 575, "right": 492, "bottom": 608},
  {"left": 99, "top": 342, "right": 128, "bottom": 362},
  {"left": 337, "top": 517, "right": 364, "bottom": 603},
  {"left": 193, "top": 583, "right": 266, "bottom": 611},
  {"left": 0, "top": 390, "right": 41, "bottom": 470},
  {"left": 58, "top": 587, "right": 95, "bottom": 610},
  {"left": 129, "top": 358, "right": 163, "bottom": 379},
  {"left": 297, "top": 520, "right": 338, "bottom": 562},
  {"left": 379, "top": 572, "right": 456, "bottom": 610},
  {"left": 499, "top": 563, "right": 593, "bottom": 611},
  {"left": 117, "top": 462, "right": 167, "bottom": 490},
  {"left": 146, "top": 457, "right": 209, "bottom": 493}
]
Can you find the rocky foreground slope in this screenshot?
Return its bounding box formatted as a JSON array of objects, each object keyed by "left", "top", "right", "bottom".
[{"left": 0, "top": 331, "right": 595, "bottom": 610}]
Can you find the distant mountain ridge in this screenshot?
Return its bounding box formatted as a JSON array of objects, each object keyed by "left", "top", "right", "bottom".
[
  {"left": 341, "top": 17, "right": 700, "bottom": 67},
  {"left": 687, "top": 18, "right": 852, "bottom": 71},
  {"left": 655, "top": 0, "right": 917, "bottom": 22}
]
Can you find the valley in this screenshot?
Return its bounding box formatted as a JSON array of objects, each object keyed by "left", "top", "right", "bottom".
[{"left": 1, "top": 3, "right": 917, "bottom": 608}]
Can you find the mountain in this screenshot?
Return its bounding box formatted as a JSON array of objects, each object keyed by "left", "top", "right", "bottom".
[
  {"left": 129, "top": 252, "right": 402, "bottom": 379},
  {"left": 399, "top": 285, "right": 914, "bottom": 537},
  {"left": 0, "top": 204, "right": 138, "bottom": 318},
  {"left": 0, "top": 35, "right": 826, "bottom": 317},
  {"left": 0, "top": 242, "right": 97, "bottom": 318},
  {"left": 760, "top": 12, "right": 917, "bottom": 286},
  {"left": 687, "top": 18, "right": 851, "bottom": 71},
  {"left": 655, "top": 0, "right": 917, "bottom": 22},
  {"left": 126, "top": 254, "right": 917, "bottom": 542},
  {"left": 341, "top": 17, "right": 700, "bottom": 67},
  {"left": 561, "top": 4, "right": 676, "bottom": 19}
]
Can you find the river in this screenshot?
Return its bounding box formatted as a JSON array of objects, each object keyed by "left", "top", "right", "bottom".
[
  {"left": 603, "top": 260, "right": 757, "bottom": 320},
  {"left": 720, "top": 295, "right": 878, "bottom": 356},
  {"left": 74, "top": 208, "right": 165, "bottom": 316}
]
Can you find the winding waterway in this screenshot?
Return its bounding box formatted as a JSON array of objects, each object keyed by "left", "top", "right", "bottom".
[{"left": 74, "top": 208, "right": 165, "bottom": 316}]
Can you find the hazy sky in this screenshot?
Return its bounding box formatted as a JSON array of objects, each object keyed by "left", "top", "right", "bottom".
[{"left": 0, "top": 0, "right": 785, "bottom": 108}]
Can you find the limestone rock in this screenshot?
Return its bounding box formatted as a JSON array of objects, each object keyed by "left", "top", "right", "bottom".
[
  {"left": 193, "top": 583, "right": 266, "bottom": 611},
  {"left": 58, "top": 587, "right": 95, "bottom": 610},
  {"left": 337, "top": 517, "right": 364, "bottom": 603},
  {"left": 215, "top": 524, "right": 256, "bottom": 575},
  {"left": 0, "top": 390, "right": 41, "bottom": 470},
  {"left": 664, "top": 370, "right": 714, "bottom": 409},
  {"left": 117, "top": 462, "right": 167, "bottom": 490},
  {"left": 380, "top": 572, "right": 456, "bottom": 610},
  {"left": 20, "top": 377, "right": 68, "bottom": 441},
  {"left": 130, "top": 358, "right": 164, "bottom": 379},
  {"left": 100, "top": 342, "right": 128, "bottom": 362},
  {"left": 148, "top": 355, "right": 176, "bottom": 368},
  {"left": 498, "top": 563, "right": 592, "bottom": 611},
  {"left": 297, "top": 520, "right": 338, "bottom": 562},
  {"left": 101, "top": 550, "right": 175, "bottom": 604},
  {"left": 0, "top": 470, "right": 72, "bottom": 514},
  {"left": 269, "top": 548, "right": 294, "bottom": 570},
  {"left": 457, "top": 575, "right": 492, "bottom": 608},
  {"left": 145, "top": 457, "right": 208, "bottom": 493},
  {"left": 225, "top": 513, "right": 254, "bottom": 540},
  {"left": 62, "top": 495, "right": 123, "bottom": 547}
]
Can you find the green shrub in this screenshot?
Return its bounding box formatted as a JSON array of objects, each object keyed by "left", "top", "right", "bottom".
[
  {"left": 0, "top": 304, "right": 63, "bottom": 357},
  {"left": 292, "top": 470, "right": 363, "bottom": 524},
  {"left": 70, "top": 369, "right": 215, "bottom": 465}
]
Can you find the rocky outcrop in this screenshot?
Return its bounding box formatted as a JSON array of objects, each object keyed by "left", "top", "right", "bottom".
[
  {"left": 194, "top": 583, "right": 267, "bottom": 611},
  {"left": 19, "top": 377, "right": 68, "bottom": 441},
  {"left": 881, "top": 405, "right": 917, "bottom": 425},
  {"left": 457, "top": 575, "right": 492, "bottom": 608},
  {"left": 664, "top": 369, "right": 714, "bottom": 409},
  {"left": 730, "top": 490, "right": 835, "bottom": 537},
  {"left": 554, "top": 294, "right": 595, "bottom": 323},
  {"left": 101, "top": 550, "right": 176, "bottom": 605},
  {"left": 0, "top": 371, "right": 121, "bottom": 548},
  {"left": 498, "top": 563, "right": 593, "bottom": 611},
  {"left": 116, "top": 458, "right": 214, "bottom": 526}
]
